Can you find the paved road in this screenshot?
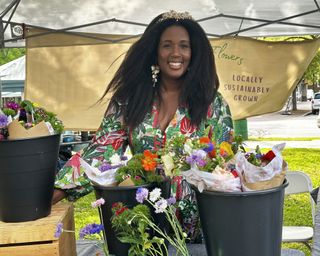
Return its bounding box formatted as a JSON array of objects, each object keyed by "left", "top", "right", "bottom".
[
  {"left": 245, "top": 101, "right": 320, "bottom": 148},
  {"left": 247, "top": 101, "right": 319, "bottom": 138}
]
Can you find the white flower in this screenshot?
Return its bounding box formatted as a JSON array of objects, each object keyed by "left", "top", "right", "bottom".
[
  {"left": 149, "top": 188, "right": 162, "bottom": 202},
  {"left": 110, "top": 153, "right": 121, "bottom": 164},
  {"left": 154, "top": 198, "right": 168, "bottom": 213},
  {"left": 184, "top": 140, "right": 193, "bottom": 154},
  {"left": 161, "top": 154, "right": 175, "bottom": 176}
]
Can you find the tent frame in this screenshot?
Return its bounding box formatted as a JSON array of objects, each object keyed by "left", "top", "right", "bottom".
[{"left": 0, "top": 0, "right": 320, "bottom": 47}]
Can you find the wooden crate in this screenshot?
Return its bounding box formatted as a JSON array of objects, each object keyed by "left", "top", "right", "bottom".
[{"left": 0, "top": 202, "right": 76, "bottom": 256}]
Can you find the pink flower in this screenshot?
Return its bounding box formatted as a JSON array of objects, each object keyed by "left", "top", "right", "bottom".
[{"left": 91, "top": 198, "right": 105, "bottom": 208}]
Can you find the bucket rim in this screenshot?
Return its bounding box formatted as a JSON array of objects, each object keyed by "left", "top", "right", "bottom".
[
  {"left": 1, "top": 133, "right": 61, "bottom": 142},
  {"left": 93, "top": 183, "right": 153, "bottom": 191},
  {"left": 192, "top": 179, "right": 288, "bottom": 196}
]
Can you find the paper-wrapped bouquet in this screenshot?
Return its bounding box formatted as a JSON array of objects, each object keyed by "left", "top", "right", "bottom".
[
  {"left": 160, "top": 134, "right": 287, "bottom": 193},
  {"left": 57, "top": 150, "right": 166, "bottom": 188},
  {"left": 0, "top": 100, "right": 64, "bottom": 140}
]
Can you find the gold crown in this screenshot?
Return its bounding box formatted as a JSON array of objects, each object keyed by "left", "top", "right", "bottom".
[{"left": 157, "top": 10, "right": 194, "bottom": 23}]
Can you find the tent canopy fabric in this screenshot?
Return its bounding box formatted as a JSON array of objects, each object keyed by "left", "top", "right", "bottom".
[
  {"left": 1, "top": 0, "right": 320, "bottom": 47},
  {"left": 0, "top": 55, "right": 24, "bottom": 94}
]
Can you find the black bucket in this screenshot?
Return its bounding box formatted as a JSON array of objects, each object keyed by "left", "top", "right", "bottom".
[
  {"left": 94, "top": 179, "right": 171, "bottom": 256},
  {"left": 194, "top": 181, "right": 288, "bottom": 256},
  {"left": 0, "top": 134, "right": 61, "bottom": 222}
]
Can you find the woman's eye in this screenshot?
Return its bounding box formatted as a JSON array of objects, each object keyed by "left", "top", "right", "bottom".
[
  {"left": 181, "top": 44, "right": 190, "bottom": 49},
  {"left": 162, "top": 44, "right": 171, "bottom": 48}
]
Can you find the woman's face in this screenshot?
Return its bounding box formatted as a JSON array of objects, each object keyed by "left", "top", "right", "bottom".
[{"left": 157, "top": 25, "right": 191, "bottom": 82}]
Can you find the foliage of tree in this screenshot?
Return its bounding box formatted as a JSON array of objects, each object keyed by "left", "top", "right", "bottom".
[{"left": 0, "top": 48, "right": 25, "bottom": 65}]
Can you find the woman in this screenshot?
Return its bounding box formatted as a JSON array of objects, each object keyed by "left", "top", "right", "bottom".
[{"left": 54, "top": 10, "right": 233, "bottom": 241}]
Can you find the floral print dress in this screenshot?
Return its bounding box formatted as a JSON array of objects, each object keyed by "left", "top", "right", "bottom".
[{"left": 55, "top": 92, "right": 233, "bottom": 241}]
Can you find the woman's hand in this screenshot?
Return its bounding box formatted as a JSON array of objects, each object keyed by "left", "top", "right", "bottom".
[{"left": 52, "top": 189, "right": 67, "bottom": 204}]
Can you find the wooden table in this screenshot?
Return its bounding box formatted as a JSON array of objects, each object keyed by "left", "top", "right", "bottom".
[{"left": 0, "top": 202, "right": 76, "bottom": 256}]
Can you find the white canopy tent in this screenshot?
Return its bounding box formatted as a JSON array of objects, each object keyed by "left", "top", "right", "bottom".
[{"left": 0, "top": 0, "right": 320, "bottom": 48}]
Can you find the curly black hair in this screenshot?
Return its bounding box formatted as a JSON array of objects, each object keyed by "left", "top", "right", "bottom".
[{"left": 100, "top": 12, "right": 219, "bottom": 129}]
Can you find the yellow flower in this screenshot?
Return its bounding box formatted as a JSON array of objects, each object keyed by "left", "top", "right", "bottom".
[
  {"left": 219, "top": 141, "right": 234, "bottom": 157},
  {"left": 32, "top": 102, "right": 40, "bottom": 107}
]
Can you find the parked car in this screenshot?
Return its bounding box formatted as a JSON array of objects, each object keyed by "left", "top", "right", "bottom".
[
  {"left": 307, "top": 89, "right": 314, "bottom": 101},
  {"left": 311, "top": 92, "right": 320, "bottom": 114},
  {"left": 317, "top": 111, "right": 320, "bottom": 128}
]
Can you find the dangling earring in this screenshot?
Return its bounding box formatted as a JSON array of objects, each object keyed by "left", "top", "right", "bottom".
[{"left": 151, "top": 65, "right": 160, "bottom": 87}]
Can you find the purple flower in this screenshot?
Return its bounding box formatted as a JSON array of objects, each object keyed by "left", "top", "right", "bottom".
[
  {"left": 166, "top": 197, "right": 176, "bottom": 205},
  {"left": 0, "top": 114, "right": 8, "bottom": 128},
  {"left": 136, "top": 187, "right": 149, "bottom": 203},
  {"left": 79, "top": 223, "right": 104, "bottom": 239},
  {"left": 186, "top": 150, "right": 207, "bottom": 167},
  {"left": 203, "top": 142, "right": 214, "bottom": 153},
  {"left": 5, "top": 101, "right": 20, "bottom": 110},
  {"left": 255, "top": 153, "right": 263, "bottom": 159},
  {"left": 98, "top": 162, "right": 122, "bottom": 172},
  {"left": 54, "top": 222, "right": 63, "bottom": 238}
]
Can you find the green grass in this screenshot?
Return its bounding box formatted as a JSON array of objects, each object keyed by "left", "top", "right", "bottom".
[{"left": 73, "top": 148, "right": 320, "bottom": 256}]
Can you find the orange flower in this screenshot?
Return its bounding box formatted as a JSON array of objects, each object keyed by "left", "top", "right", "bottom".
[
  {"left": 199, "top": 137, "right": 210, "bottom": 144},
  {"left": 142, "top": 150, "right": 158, "bottom": 171}
]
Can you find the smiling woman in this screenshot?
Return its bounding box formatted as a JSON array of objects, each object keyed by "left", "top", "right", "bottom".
[{"left": 53, "top": 10, "right": 233, "bottom": 243}]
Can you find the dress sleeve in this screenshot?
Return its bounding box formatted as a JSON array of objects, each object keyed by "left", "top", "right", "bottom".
[
  {"left": 54, "top": 104, "right": 129, "bottom": 201},
  {"left": 206, "top": 93, "right": 234, "bottom": 143}
]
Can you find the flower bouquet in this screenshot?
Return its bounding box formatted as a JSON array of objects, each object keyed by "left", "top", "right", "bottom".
[
  {"left": 160, "top": 134, "right": 242, "bottom": 192},
  {"left": 0, "top": 100, "right": 64, "bottom": 140},
  {"left": 62, "top": 149, "right": 166, "bottom": 188},
  {"left": 235, "top": 143, "right": 287, "bottom": 191},
  {"left": 161, "top": 134, "right": 287, "bottom": 192}
]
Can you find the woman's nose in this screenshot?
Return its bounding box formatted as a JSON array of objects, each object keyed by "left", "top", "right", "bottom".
[{"left": 171, "top": 45, "right": 181, "bottom": 56}]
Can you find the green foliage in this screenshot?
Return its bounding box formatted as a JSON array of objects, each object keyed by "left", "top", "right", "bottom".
[
  {"left": 115, "top": 153, "right": 163, "bottom": 185},
  {"left": 111, "top": 202, "right": 165, "bottom": 256},
  {"left": 0, "top": 48, "right": 25, "bottom": 65}
]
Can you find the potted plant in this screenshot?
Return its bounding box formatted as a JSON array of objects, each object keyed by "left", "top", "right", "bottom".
[{"left": 0, "top": 100, "right": 64, "bottom": 222}]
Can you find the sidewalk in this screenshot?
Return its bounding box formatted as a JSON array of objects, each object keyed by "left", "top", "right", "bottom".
[{"left": 244, "top": 140, "right": 320, "bottom": 149}]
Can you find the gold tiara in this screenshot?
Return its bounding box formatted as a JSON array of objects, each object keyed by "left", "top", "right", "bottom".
[{"left": 157, "top": 10, "right": 194, "bottom": 23}]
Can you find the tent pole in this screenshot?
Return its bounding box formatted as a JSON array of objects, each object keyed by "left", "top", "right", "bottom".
[{"left": 0, "top": 77, "right": 3, "bottom": 108}]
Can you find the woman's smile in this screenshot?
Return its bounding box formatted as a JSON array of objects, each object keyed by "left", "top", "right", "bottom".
[{"left": 158, "top": 25, "right": 191, "bottom": 81}]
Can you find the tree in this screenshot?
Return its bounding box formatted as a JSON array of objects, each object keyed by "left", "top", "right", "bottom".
[
  {"left": 303, "top": 50, "right": 320, "bottom": 88},
  {"left": 0, "top": 48, "right": 25, "bottom": 65}
]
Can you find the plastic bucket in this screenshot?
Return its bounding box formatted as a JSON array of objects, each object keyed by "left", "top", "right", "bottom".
[
  {"left": 94, "top": 179, "right": 171, "bottom": 256},
  {"left": 0, "top": 134, "right": 61, "bottom": 222},
  {"left": 194, "top": 181, "right": 288, "bottom": 256}
]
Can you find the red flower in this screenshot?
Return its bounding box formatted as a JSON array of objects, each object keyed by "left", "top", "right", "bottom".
[
  {"left": 261, "top": 150, "right": 276, "bottom": 162},
  {"left": 231, "top": 170, "right": 239, "bottom": 178},
  {"left": 116, "top": 207, "right": 128, "bottom": 216},
  {"left": 180, "top": 116, "right": 196, "bottom": 134}
]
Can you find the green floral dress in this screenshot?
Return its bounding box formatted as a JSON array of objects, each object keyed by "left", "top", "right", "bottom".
[{"left": 55, "top": 93, "right": 233, "bottom": 241}]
